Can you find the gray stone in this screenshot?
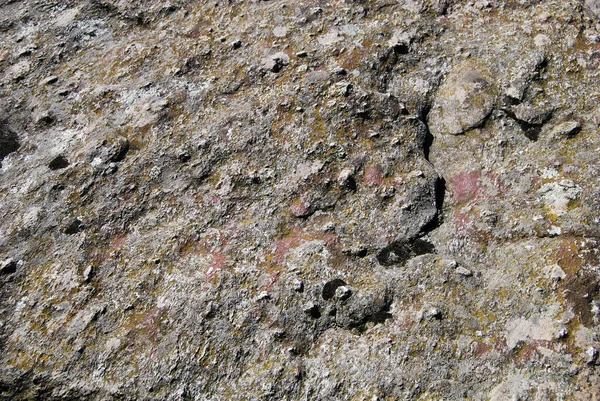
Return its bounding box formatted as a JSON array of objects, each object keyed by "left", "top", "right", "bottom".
[
  {"left": 39, "top": 75, "right": 58, "bottom": 86},
  {"left": 263, "top": 52, "right": 290, "bottom": 73},
  {"left": 586, "top": 0, "right": 600, "bottom": 16},
  {"left": 83, "top": 265, "right": 94, "bottom": 283},
  {"left": 455, "top": 266, "right": 473, "bottom": 277},
  {"left": 337, "top": 168, "right": 356, "bottom": 190},
  {"left": 428, "top": 61, "right": 497, "bottom": 135},
  {"left": 550, "top": 121, "right": 581, "bottom": 138},
  {"left": 585, "top": 347, "right": 598, "bottom": 365},
  {"left": 291, "top": 279, "right": 304, "bottom": 292},
  {"left": 335, "top": 285, "right": 353, "bottom": 300},
  {"left": 1, "top": 2, "right": 600, "bottom": 400}
]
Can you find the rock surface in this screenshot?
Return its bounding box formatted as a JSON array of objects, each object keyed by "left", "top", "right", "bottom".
[{"left": 0, "top": 1, "right": 599, "bottom": 400}]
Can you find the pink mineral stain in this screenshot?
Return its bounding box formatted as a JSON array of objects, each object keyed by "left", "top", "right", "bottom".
[
  {"left": 451, "top": 171, "right": 481, "bottom": 204},
  {"left": 364, "top": 165, "right": 384, "bottom": 186},
  {"left": 273, "top": 227, "right": 303, "bottom": 265},
  {"left": 290, "top": 200, "right": 310, "bottom": 217}
]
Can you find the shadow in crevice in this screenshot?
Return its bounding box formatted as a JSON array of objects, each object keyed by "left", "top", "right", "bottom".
[
  {"left": 376, "top": 237, "right": 436, "bottom": 267},
  {"left": 322, "top": 279, "right": 347, "bottom": 301},
  {"left": 349, "top": 301, "right": 393, "bottom": 334},
  {"left": 419, "top": 109, "right": 447, "bottom": 231},
  {"left": 434, "top": 175, "right": 446, "bottom": 211},
  {"left": 0, "top": 120, "right": 20, "bottom": 166},
  {"left": 423, "top": 119, "right": 434, "bottom": 162}
]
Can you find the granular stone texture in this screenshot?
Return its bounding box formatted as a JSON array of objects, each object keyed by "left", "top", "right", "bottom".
[{"left": 1, "top": 1, "right": 600, "bottom": 400}]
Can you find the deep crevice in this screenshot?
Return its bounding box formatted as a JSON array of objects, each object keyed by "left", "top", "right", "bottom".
[
  {"left": 434, "top": 175, "right": 446, "bottom": 211},
  {"left": 0, "top": 121, "right": 20, "bottom": 165},
  {"left": 421, "top": 103, "right": 434, "bottom": 161},
  {"left": 419, "top": 107, "right": 446, "bottom": 234}
]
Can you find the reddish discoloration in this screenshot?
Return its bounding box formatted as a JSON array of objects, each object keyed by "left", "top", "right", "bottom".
[
  {"left": 111, "top": 233, "right": 128, "bottom": 252},
  {"left": 453, "top": 210, "right": 475, "bottom": 233},
  {"left": 210, "top": 251, "right": 227, "bottom": 271},
  {"left": 451, "top": 171, "right": 481, "bottom": 204},
  {"left": 487, "top": 171, "right": 506, "bottom": 195},
  {"left": 474, "top": 341, "right": 494, "bottom": 357},
  {"left": 509, "top": 340, "right": 553, "bottom": 365},
  {"left": 452, "top": 209, "right": 493, "bottom": 245},
  {"left": 273, "top": 226, "right": 304, "bottom": 265},
  {"left": 204, "top": 251, "right": 229, "bottom": 283},
  {"left": 554, "top": 239, "right": 582, "bottom": 275},
  {"left": 290, "top": 200, "right": 310, "bottom": 217},
  {"left": 261, "top": 271, "right": 280, "bottom": 293},
  {"left": 364, "top": 165, "right": 384, "bottom": 186}
]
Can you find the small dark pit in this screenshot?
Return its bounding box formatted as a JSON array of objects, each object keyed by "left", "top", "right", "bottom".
[
  {"left": 306, "top": 305, "right": 321, "bottom": 319},
  {"left": 376, "top": 242, "right": 412, "bottom": 266},
  {"left": 393, "top": 44, "right": 409, "bottom": 54},
  {"left": 322, "top": 278, "right": 347, "bottom": 300},
  {"left": 48, "top": 155, "right": 70, "bottom": 170},
  {"left": 0, "top": 122, "right": 20, "bottom": 164},
  {"left": 1, "top": 259, "right": 17, "bottom": 275},
  {"left": 412, "top": 238, "right": 436, "bottom": 255},
  {"left": 64, "top": 219, "right": 85, "bottom": 235}
]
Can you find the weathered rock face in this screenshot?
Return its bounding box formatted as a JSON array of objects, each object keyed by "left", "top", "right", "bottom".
[
  {"left": 0, "top": 1, "right": 599, "bottom": 400},
  {"left": 428, "top": 60, "right": 497, "bottom": 136}
]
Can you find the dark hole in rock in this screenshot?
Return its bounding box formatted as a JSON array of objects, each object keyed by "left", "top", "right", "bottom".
[
  {"left": 109, "top": 137, "right": 130, "bottom": 162},
  {"left": 345, "top": 176, "right": 357, "bottom": 191},
  {"left": 48, "top": 154, "right": 70, "bottom": 170},
  {"left": 307, "top": 305, "right": 321, "bottom": 319},
  {"left": 178, "top": 151, "right": 191, "bottom": 163},
  {"left": 412, "top": 238, "right": 436, "bottom": 255},
  {"left": 1, "top": 259, "right": 17, "bottom": 275},
  {"left": 355, "top": 248, "right": 367, "bottom": 257},
  {"left": 503, "top": 95, "right": 521, "bottom": 106},
  {"left": 393, "top": 44, "right": 409, "bottom": 54},
  {"left": 0, "top": 121, "right": 20, "bottom": 164},
  {"left": 64, "top": 219, "right": 85, "bottom": 235},
  {"left": 322, "top": 278, "right": 347, "bottom": 300},
  {"left": 377, "top": 242, "right": 412, "bottom": 266},
  {"left": 38, "top": 114, "right": 55, "bottom": 126},
  {"left": 367, "top": 309, "right": 393, "bottom": 325},
  {"left": 435, "top": 176, "right": 446, "bottom": 211},
  {"left": 271, "top": 61, "right": 283, "bottom": 73},
  {"left": 523, "top": 127, "right": 541, "bottom": 141},
  {"left": 537, "top": 57, "right": 548, "bottom": 71},
  {"left": 376, "top": 238, "right": 436, "bottom": 267}
]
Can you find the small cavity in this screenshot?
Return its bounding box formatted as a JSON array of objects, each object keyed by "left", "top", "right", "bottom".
[
  {"left": 322, "top": 278, "right": 347, "bottom": 300},
  {"left": 0, "top": 122, "right": 20, "bottom": 164},
  {"left": 48, "top": 154, "right": 70, "bottom": 170}
]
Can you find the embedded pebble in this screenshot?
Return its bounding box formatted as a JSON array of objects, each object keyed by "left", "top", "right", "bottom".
[
  {"left": 550, "top": 121, "right": 581, "bottom": 138},
  {"left": 455, "top": 266, "right": 473, "bottom": 277}
]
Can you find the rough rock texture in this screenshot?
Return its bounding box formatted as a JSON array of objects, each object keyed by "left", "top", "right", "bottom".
[{"left": 1, "top": 0, "right": 600, "bottom": 400}]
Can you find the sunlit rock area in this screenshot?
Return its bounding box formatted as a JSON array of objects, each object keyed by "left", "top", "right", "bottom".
[{"left": 1, "top": 1, "right": 599, "bottom": 399}]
